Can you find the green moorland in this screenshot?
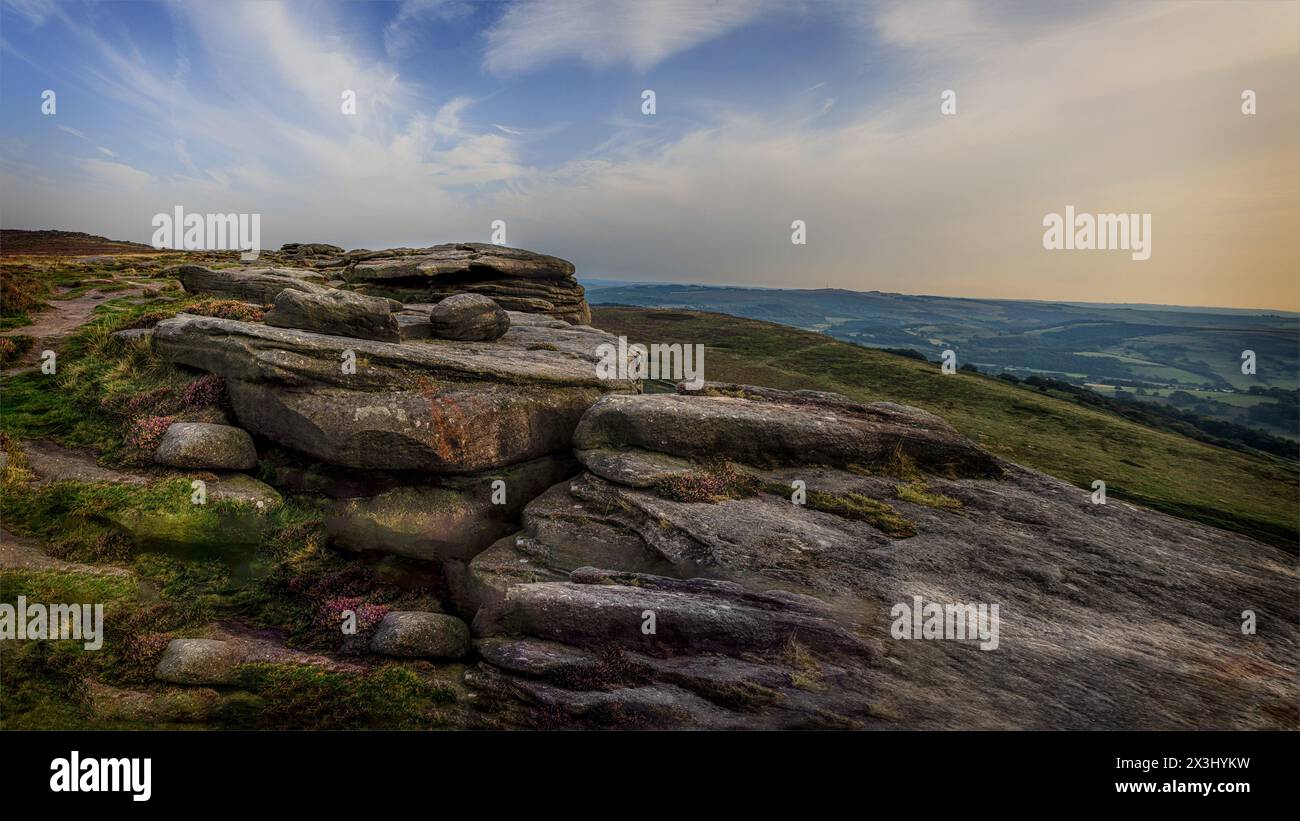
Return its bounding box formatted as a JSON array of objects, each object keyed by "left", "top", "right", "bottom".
[
  {"left": 592, "top": 306, "right": 1299, "bottom": 550},
  {"left": 0, "top": 279, "right": 480, "bottom": 729}
]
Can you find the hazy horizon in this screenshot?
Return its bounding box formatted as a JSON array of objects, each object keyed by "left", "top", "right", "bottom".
[{"left": 3, "top": 0, "right": 1298, "bottom": 310}]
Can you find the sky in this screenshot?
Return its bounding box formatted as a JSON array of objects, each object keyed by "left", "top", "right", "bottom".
[{"left": 1, "top": 0, "right": 1297, "bottom": 310}]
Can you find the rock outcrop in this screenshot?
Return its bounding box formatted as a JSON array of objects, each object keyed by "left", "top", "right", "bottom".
[
  {"left": 288, "top": 243, "right": 590, "bottom": 325},
  {"left": 153, "top": 311, "right": 634, "bottom": 472},
  {"left": 145, "top": 260, "right": 1296, "bottom": 732},
  {"left": 463, "top": 383, "right": 1298, "bottom": 730},
  {"left": 151, "top": 281, "right": 634, "bottom": 560}
]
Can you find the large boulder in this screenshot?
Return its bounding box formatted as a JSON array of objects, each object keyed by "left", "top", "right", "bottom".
[
  {"left": 464, "top": 385, "right": 1298, "bottom": 730},
  {"left": 265, "top": 287, "right": 401, "bottom": 342},
  {"left": 325, "top": 243, "right": 591, "bottom": 325},
  {"left": 154, "top": 422, "right": 257, "bottom": 470},
  {"left": 169, "top": 264, "right": 327, "bottom": 303},
  {"left": 428, "top": 294, "right": 510, "bottom": 341},
  {"left": 151, "top": 312, "right": 637, "bottom": 472}
]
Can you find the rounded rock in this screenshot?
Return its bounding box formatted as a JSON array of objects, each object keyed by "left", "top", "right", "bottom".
[
  {"left": 428, "top": 294, "right": 510, "bottom": 341},
  {"left": 153, "top": 422, "right": 257, "bottom": 470},
  {"left": 369, "top": 611, "right": 470, "bottom": 658},
  {"left": 154, "top": 638, "right": 242, "bottom": 685}
]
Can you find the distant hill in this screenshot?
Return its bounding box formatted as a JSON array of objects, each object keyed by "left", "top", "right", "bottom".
[
  {"left": 585, "top": 282, "right": 1300, "bottom": 440},
  {"left": 0, "top": 229, "right": 162, "bottom": 257},
  {"left": 591, "top": 306, "right": 1299, "bottom": 550}
]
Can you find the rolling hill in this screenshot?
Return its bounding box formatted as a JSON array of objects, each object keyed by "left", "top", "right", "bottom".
[{"left": 591, "top": 306, "right": 1299, "bottom": 550}]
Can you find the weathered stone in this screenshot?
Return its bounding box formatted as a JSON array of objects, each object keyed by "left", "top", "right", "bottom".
[
  {"left": 574, "top": 391, "right": 1002, "bottom": 478},
  {"left": 333, "top": 243, "right": 591, "bottom": 325},
  {"left": 464, "top": 384, "right": 1298, "bottom": 730},
  {"left": 346, "top": 243, "right": 574, "bottom": 280},
  {"left": 326, "top": 453, "right": 578, "bottom": 560},
  {"left": 574, "top": 447, "right": 695, "bottom": 488},
  {"left": 395, "top": 311, "right": 433, "bottom": 340},
  {"left": 110, "top": 327, "right": 153, "bottom": 344},
  {"left": 473, "top": 568, "right": 869, "bottom": 658},
  {"left": 265, "top": 287, "right": 400, "bottom": 342},
  {"left": 205, "top": 473, "right": 283, "bottom": 508},
  {"left": 370, "top": 611, "right": 470, "bottom": 658},
  {"left": 154, "top": 422, "right": 257, "bottom": 470},
  {"left": 155, "top": 639, "right": 242, "bottom": 685},
  {"left": 428, "top": 294, "right": 510, "bottom": 341},
  {"left": 280, "top": 242, "right": 343, "bottom": 257},
  {"left": 170, "top": 264, "right": 327, "bottom": 303},
  {"left": 152, "top": 313, "right": 636, "bottom": 472},
  {"left": 474, "top": 637, "right": 601, "bottom": 679}
]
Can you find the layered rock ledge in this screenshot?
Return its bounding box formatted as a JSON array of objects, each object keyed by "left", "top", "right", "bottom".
[
  {"left": 152, "top": 311, "right": 635, "bottom": 473},
  {"left": 464, "top": 384, "right": 1298, "bottom": 730},
  {"left": 315, "top": 243, "right": 591, "bottom": 325}
]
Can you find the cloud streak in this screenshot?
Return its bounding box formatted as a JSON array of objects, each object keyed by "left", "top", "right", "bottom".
[{"left": 483, "top": 0, "right": 778, "bottom": 73}]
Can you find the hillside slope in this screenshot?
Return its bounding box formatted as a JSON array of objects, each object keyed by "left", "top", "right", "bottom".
[{"left": 592, "top": 307, "right": 1298, "bottom": 549}]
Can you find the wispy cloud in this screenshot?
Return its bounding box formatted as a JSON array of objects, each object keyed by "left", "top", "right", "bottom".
[
  {"left": 484, "top": 0, "right": 778, "bottom": 73},
  {"left": 384, "top": 0, "right": 473, "bottom": 59},
  {"left": 80, "top": 157, "right": 153, "bottom": 190},
  {"left": 1, "top": 0, "right": 56, "bottom": 27}
]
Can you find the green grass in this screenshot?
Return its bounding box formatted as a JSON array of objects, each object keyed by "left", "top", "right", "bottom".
[
  {"left": 0, "top": 290, "right": 224, "bottom": 458},
  {"left": 593, "top": 307, "right": 1298, "bottom": 549},
  {"left": 804, "top": 489, "right": 915, "bottom": 537},
  {"left": 895, "top": 480, "right": 963, "bottom": 510},
  {"left": 0, "top": 370, "right": 119, "bottom": 449},
  {"left": 227, "top": 663, "right": 458, "bottom": 730}
]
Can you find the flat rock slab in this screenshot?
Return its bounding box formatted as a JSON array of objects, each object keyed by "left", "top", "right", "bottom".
[
  {"left": 171, "top": 264, "right": 327, "bottom": 303},
  {"left": 19, "top": 439, "right": 149, "bottom": 486},
  {"left": 152, "top": 312, "right": 636, "bottom": 472},
  {"left": 574, "top": 391, "right": 1002, "bottom": 478},
  {"left": 343, "top": 243, "right": 575, "bottom": 281}
]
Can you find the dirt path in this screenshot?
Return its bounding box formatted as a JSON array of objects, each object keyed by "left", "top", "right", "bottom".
[
  {"left": 0, "top": 283, "right": 148, "bottom": 341},
  {"left": 20, "top": 439, "right": 151, "bottom": 486}
]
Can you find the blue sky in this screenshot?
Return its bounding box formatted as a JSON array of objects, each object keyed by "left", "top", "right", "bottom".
[{"left": 1, "top": 1, "right": 1298, "bottom": 309}]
